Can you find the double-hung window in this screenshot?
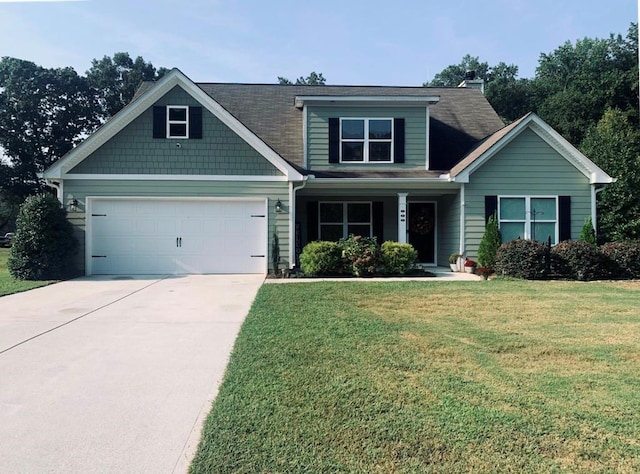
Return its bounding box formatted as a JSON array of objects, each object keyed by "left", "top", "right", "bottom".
[
  {"left": 167, "top": 106, "right": 189, "bottom": 138},
  {"left": 319, "top": 202, "right": 372, "bottom": 240},
  {"left": 499, "top": 196, "right": 558, "bottom": 244},
  {"left": 340, "top": 118, "right": 393, "bottom": 163}
]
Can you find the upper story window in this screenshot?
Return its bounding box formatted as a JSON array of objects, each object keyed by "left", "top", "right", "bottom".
[
  {"left": 499, "top": 196, "right": 558, "bottom": 244},
  {"left": 340, "top": 118, "right": 393, "bottom": 163},
  {"left": 167, "top": 106, "right": 189, "bottom": 138},
  {"left": 153, "top": 105, "right": 203, "bottom": 139}
]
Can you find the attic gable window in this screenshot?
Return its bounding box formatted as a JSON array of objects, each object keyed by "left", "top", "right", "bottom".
[
  {"left": 341, "top": 118, "right": 393, "bottom": 163},
  {"left": 153, "top": 105, "right": 203, "bottom": 139},
  {"left": 167, "top": 106, "right": 189, "bottom": 138}
]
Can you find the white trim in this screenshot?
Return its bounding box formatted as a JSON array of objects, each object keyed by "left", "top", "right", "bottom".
[
  {"left": 62, "top": 174, "right": 288, "bottom": 182},
  {"left": 85, "top": 196, "right": 269, "bottom": 276},
  {"left": 302, "top": 104, "right": 308, "bottom": 169},
  {"left": 454, "top": 114, "right": 614, "bottom": 184},
  {"left": 339, "top": 117, "right": 393, "bottom": 164},
  {"left": 397, "top": 193, "right": 408, "bottom": 244},
  {"left": 295, "top": 95, "right": 440, "bottom": 108},
  {"left": 166, "top": 105, "right": 189, "bottom": 139},
  {"left": 289, "top": 179, "right": 308, "bottom": 268},
  {"left": 44, "top": 69, "right": 303, "bottom": 181},
  {"left": 459, "top": 184, "right": 465, "bottom": 255},
  {"left": 591, "top": 185, "right": 597, "bottom": 236}
]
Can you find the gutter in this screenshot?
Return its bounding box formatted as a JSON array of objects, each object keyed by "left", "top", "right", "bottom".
[{"left": 289, "top": 177, "right": 309, "bottom": 268}]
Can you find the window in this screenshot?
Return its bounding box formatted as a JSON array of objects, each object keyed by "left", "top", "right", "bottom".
[
  {"left": 319, "top": 202, "right": 372, "bottom": 240},
  {"left": 340, "top": 118, "right": 393, "bottom": 163},
  {"left": 166, "top": 106, "right": 189, "bottom": 138},
  {"left": 499, "top": 196, "right": 558, "bottom": 244}
]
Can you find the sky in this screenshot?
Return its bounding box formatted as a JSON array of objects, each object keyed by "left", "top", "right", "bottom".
[{"left": 0, "top": 0, "right": 637, "bottom": 86}]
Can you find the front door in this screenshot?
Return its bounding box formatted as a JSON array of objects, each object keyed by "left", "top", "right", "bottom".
[{"left": 408, "top": 202, "right": 436, "bottom": 264}]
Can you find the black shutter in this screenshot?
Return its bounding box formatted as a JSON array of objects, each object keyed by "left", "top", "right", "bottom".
[
  {"left": 485, "top": 195, "right": 498, "bottom": 224},
  {"left": 153, "top": 106, "right": 166, "bottom": 138},
  {"left": 372, "top": 202, "right": 384, "bottom": 244},
  {"left": 559, "top": 196, "right": 571, "bottom": 241},
  {"left": 189, "top": 106, "right": 203, "bottom": 139},
  {"left": 393, "top": 118, "right": 405, "bottom": 163},
  {"left": 328, "top": 118, "right": 339, "bottom": 163},
  {"left": 307, "top": 201, "right": 319, "bottom": 242}
]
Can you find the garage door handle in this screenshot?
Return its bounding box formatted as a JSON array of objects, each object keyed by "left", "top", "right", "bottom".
[
  {"left": 176, "top": 237, "right": 183, "bottom": 247},
  {"left": 179, "top": 237, "right": 182, "bottom": 247},
  {"left": 251, "top": 255, "right": 265, "bottom": 258}
]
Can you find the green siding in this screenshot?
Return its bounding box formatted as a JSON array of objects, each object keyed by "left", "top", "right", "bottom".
[
  {"left": 307, "top": 106, "right": 426, "bottom": 170},
  {"left": 437, "top": 193, "right": 461, "bottom": 266},
  {"left": 70, "top": 86, "right": 282, "bottom": 176},
  {"left": 464, "top": 128, "right": 592, "bottom": 260},
  {"left": 63, "top": 180, "right": 289, "bottom": 274}
]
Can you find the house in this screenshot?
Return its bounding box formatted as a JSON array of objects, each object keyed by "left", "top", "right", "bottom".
[{"left": 42, "top": 69, "right": 614, "bottom": 275}]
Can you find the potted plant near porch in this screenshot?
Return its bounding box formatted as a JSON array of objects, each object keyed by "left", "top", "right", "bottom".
[
  {"left": 464, "top": 259, "right": 477, "bottom": 274},
  {"left": 449, "top": 253, "right": 462, "bottom": 272}
]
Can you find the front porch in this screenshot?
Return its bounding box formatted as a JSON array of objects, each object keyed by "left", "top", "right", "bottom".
[{"left": 293, "top": 182, "right": 463, "bottom": 267}]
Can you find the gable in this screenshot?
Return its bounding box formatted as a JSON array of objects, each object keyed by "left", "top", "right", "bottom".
[{"left": 69, "top": 86, "right": 282, "bottom": 177}]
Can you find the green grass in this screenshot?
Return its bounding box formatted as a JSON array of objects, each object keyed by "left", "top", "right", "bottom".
[
  {"left": 0, "top": 248, "right": 56, "bottom": 296},
  {"left": 191, "top": 280, "right": 640, "bottom": 473}
]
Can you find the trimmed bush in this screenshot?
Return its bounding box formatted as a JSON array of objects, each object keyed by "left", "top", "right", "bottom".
[
  {"left": 601, "top": 241, "right": 640, "bottom": 279},
  {"left": 477, "top": 214, "right": 501, "bottom": 269},
  {"left": 8, "top": 193, "right": 78, "bottom": 280},
  {"left": 579, "top": 217, "right": 597, "bottom": 244},
  {"left": 379, "top": 241, "right": 418, "bottom": 275},
  {"left": 551, "top": 240, "right": 608, "bottom": 281},
  {"left": 494, "top": 239, "right": 548, "bottom": 280},
  {"left": 299, "top": 241, "right": 343, "bottom": 276},
  {"left": 339, "top": 234, "right": 379, "bottom": 277}
]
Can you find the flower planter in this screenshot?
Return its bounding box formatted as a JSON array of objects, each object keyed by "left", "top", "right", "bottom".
[
  {"left": 450, "top": 264, "right": 458, "bottom": 272},
  {"left": 464, "top": 266, "right": 475, "bottom": 274}
]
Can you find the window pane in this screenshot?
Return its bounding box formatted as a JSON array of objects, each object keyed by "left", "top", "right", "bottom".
[
  {"left": 369, "top": 142, "right": 391, "bottom": 161},
  {"left": 531, "top": 198, "right": 556, "bottom": 220},
  {"left": 169, "top": 107, "right": 187, "bottom": 121},
  {"left": 533, "top": 223, "right": 556, "bottom": 244},
  {"left": 342, "top": 142, "right": 364, "bottom": 161},
  {"left": 320, "top": 225, "right": 343, "bottom": 241},
  {"left": 169, "top": 123, "right": 187, "bottom": 137},
  {"left": 369, "top": 119, "right": 391, "bottom": 139},
  {"left": 500, "top": 198, "right": 525, "bottom": 220},
  {"left": 500, "top": 222, "right": 524, "bottom": 242},
  {"left": 319, "top": 203, "right": 343, "bottom": 223},
  {"left": 341, "top": 120, "right": 364, "bottom": 139},
  {"left": 348, "top": 224, "right": 371, "bottom": 237},
  {"left": 347, "top": 203, "right": 370, "bottom": 223}
]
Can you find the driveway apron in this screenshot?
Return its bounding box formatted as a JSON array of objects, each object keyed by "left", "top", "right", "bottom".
[{"left": 0, "top": 274, "right": 263, "bottom": 473}]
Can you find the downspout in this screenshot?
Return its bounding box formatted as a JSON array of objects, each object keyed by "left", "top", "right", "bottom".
[
  {"left": 459, "top": 183, "right": 465, "bottom": 255},
  {"left": 592, "top": 184, "right": 607, "bottom": 237},
  {"left": 289, "top": 177, "right": 309, "bottom": 269},
  {"left": 45, "top": 179, "right": 63, "bottom": 205}
]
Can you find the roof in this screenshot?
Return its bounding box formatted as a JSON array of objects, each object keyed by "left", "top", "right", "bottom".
[{"left": 194, "top": 83, "right": 505, "bottom": 170}]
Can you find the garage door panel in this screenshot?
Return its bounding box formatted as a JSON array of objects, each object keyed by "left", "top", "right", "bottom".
[{"left": 90, "top": 199, "right": 267, "bottom": 275}]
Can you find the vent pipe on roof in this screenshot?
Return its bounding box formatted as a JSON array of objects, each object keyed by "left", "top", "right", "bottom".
[{"left": 458, "top": 71, "right": 485, "bottom": 95}]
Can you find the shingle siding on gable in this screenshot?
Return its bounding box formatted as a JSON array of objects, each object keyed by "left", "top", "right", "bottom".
[
  {"left": 464, "top": 128, "right": 591, "bottom": 258},
  {"left": 307, "top": 106, "right": 426, "bottom": 170},
  {"left": 69, "top": 86, "right": 282, "bottom": 176}
]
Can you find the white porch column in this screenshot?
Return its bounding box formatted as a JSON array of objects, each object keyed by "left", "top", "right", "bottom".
[{"left": 398, "top": 193, "right": 408, "bottom": 243}]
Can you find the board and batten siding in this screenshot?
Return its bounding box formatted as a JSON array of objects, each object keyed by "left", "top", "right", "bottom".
[
  {"left": 464, "top": 128, "right": 591, "bottom": 259},
  {"left": 307, "top": 106, "right": 427, "bottom": 170},
  {"left": 63, "top": 180, "right": 289, "bottom": 274},
  {"left": 69, "top": 86, "right": 282, "bottom": 177}
]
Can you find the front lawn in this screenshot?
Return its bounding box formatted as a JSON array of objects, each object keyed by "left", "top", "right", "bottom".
[
  {"left": 0, "top": 248, "right": 56, "bottom": 296},
  {"left": 191, "top": 280, "right": 640, "bottom": 473}
]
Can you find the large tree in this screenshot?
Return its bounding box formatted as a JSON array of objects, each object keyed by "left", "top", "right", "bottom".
[
  {"left": 87, "top": 52, "right": 167, "bottom": 120},
  {"left": 580, "top": 108, "right": 640, "bottom": 242},
  {"left": 0, "top": 57, "right": 98, "bottom": 202},
  {"left": 278, "top": 71, "right": 326, "bottom": 85}
]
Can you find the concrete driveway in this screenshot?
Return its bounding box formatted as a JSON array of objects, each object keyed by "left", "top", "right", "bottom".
[{"left": 0, "top": 274, "right": 264, "bottom": 473}]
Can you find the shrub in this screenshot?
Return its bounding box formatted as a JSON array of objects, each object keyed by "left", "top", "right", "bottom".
[
  {"left": 477, "top": 214, "right": 501, "bottom": 268},
  {"left": 579, "top": 217, "right": 597, "bottom": 244},
  {"left": 601, "top": 241, "right": 640, "bottom": 279},
  {"left": 299, "top": 241, "right": 343, "bottom": 276},
  {"left": 551, "top": 240, "right": 608, "bottom": 281},
  {"left": 8, "top": 193, "right": 78, "bottom": 280},
  {"left": 379, "top": 241, "right": 417, "bottom": 275},
  {"left": 339, "top": 234, "right": 379, "bottom": 277},
  {"left": 494, "top": 239, "right": 548, "bottom": 280}
]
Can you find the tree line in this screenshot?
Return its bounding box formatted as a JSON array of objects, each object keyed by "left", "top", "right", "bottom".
[{"left": 1, "top": 23, "right": 638, "bottom": 241}]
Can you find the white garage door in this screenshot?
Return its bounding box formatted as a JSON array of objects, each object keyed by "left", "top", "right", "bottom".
[{"left": 89, "top": 199, "right": 267, "bottom": 275}]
